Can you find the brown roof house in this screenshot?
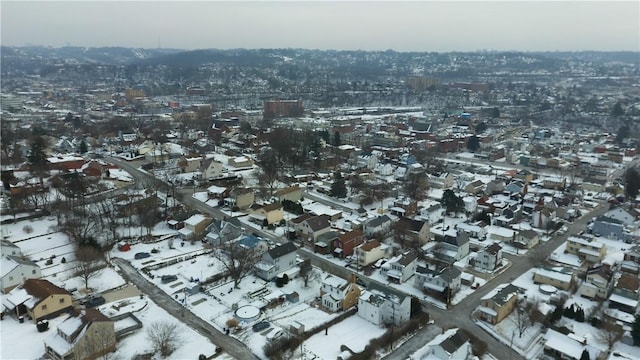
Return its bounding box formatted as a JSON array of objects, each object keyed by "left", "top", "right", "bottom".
[
  {"left": 3, "top": 279, "right": 72, "bottom": 322},
  {"left": 275, "top": 185, "right": 303, "bottom": 202},
  {"left": 332, "top": 230, "right": 365, "bottom": 258},
  {"left": 478, "top": 283, "right": 520, "bottom": 324},
  {"left": 296, "top": 215, "right": 332, "bottom": 244},
  {"left": 320, "top": 274, "right": 361, "bottom": 312},
  {"left": 44, "top": 309, "right": 116, "bottom": 360},
  {"left": 249, "top": 202, "right": 284, "bottom": 226}
]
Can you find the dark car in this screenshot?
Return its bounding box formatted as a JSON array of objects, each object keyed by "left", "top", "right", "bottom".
[
  {"left": 252, "top": 321, "right": 270, "bottom": 332},
  {"left": 134, "top": 252, "right": 151, "bottom": 260},
  {"left": 84, "top": 295, "right": 106, "bottom": 308},
  {"left": 161, "top": 275, "right": 178, "bottom": 283}
]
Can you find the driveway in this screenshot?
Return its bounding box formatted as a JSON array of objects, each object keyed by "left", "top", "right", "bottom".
[{"left": 112, "top": 258, "right": 258, "bottom": 360}]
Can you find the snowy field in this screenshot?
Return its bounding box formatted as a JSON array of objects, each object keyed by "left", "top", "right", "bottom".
[{"left": 304, "top": 316, "right": 387, "bottom": 359}]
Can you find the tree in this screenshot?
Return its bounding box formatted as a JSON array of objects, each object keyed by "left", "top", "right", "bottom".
[
  {"left": 624, "top": 166, "right": 640, "bottom": 201},
  {"left": 616, "top": 125, "right": 630, "bottom": 146},
  {"left": 466, "top": 135, "right": 480, "bottom": 152},
  {"left": 28, "top": 133, "right": 49, "bottom": 186},
  {"left": 490, "top": 107, "right": 500, "bottom": 118},
  {"left": 332, "top": 130, "right": 341, "bottom": 147},
  {"left": 611, "top": 101, "right": 624, "bottom": 117},
  {"left": 514, "top": 302, "right": 530, "bottom": 338},
  {"left": 212, "top": 240, "right": 261, "bottom": 289},
  {"left": 473, "top": 211, "right": 491, "bottom": 224},
  {"left": 631, "top": 314, "right": 640, "bottom": 346},
  {"left": 580, "top": 349, "right": 590, "bottom": 360},
  {"left": 441, "top": 189, "right": 464, "bottom": 214},
  {"left": 598, "top": 317, "right": 623, "bottom": 351},
  {"left": 575, "top": 307, "right": 585, "bottom": 322},
  {"left": 75, "top": 246, "right": 104, "bottom": 290},
  {"left": 256, "top": 149, "right": 280, "bottom": 199},
  {"left": 330, "top": 171, "right": 347, "bottom": 198},
  {"left": 76, "top": 321, "right": 116, "bottom": 360},
  {"left": 403, "top": 173, "right": 429, "bottom": 201},
  {"left": 147, "top": 321, "right": 182, "bottom": 358},
  {"left": 475, "top": 122, "right": 487, "bottom": 134},
  {"left": 78, "top": 140, "right": 88, "bottom": 154},
  {"left": 299, "top": 259, "right": 317, "bottom": 288}
]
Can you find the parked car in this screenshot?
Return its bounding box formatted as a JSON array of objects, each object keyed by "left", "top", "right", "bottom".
[
  {"left": 161, "top": 275, "right": 178, "bottom": 283},
  {"left": 266, "top": 328, "right": 284, "bottom": 341},
  {"left": 252, "top": 321, "right": 270, "bottom": 332},
  {"left": 134, "top": 252, "right": 151, "bottom": 260},
  {"left": 84, "top": 295, "right": 106, "bottom": 308}
]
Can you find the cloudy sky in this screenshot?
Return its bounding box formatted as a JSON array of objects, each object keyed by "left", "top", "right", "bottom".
[{"left": 1, "top": 1, "right": 638, "bottom": 52}]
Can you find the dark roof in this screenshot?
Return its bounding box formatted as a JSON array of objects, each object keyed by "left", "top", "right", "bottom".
[
  {"left": 267, "top": 242, "right": 297, "bottom": 259},
  {"left": 490, "top": 284, "right": 520, "bottom": 306},
  {"left": 439, "top": 267, "right": 462, "bottom": 282},
  {"left": 443, "top": 231, "right": 469, "bottom": 246},
  {"left": 485, "top": 242, "right": 502, "bottom": 255},
  {"left": 303, "top": 215, "right": 331, "bottom": 232},
  {"left": 23, "top": 279, "right": 70, "bottom": 299},
  {"left": 290, "top": 213, "right": 313, "bottom": 225},
  {"left": 259, "top": 202, "right": 283, "bottom": 212},
  {"left": 440, "top": 330, "right": 470, "bottom": 354},
  {"left": 399, "top": 218, "right": 426, "bottom": 232},
  {"left": 81, "top": 308, "right": 111, "bottom": 322},
  {"left": 358, "top": 240, "right": 381, "bottom": 252},
  {"left": 367, "top": 215, "right": 391, "bottom": 228},
  {"left": 398, "top": 251, "right": 418, "bottom": 266}
]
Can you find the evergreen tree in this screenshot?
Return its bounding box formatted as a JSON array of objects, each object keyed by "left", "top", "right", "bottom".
[
  {"left": 575, "top": 307, "right": 585, "bottom": 322},
  {"left": 580, "top": 349, "right": 590, "bottom": 360},
  {"left": 624, "top": 166, "right": 640, "bottom": 201},
  {"left": 28, "top": 134, "right": 49, "bottom": 186},
  {"left": 611, "top": 101, "right": 624, "bottom": 117},
  {"left": 78, "top": 140, "right": 88, "bottom": 154},
  {"left": 330, "top": 171, "right": 347, "bottom": 198},
  {"left": 467, "top": 135, "right": 480, "bottom": 152},
  {"left": 332, "top": 131, "right": 341, "bottom": 147},
  {"left": 441, "top": 189, "right": 464, "bottom": 214},
  {"left": 632, "top": 314, "right": 640, "bottom": 346}
]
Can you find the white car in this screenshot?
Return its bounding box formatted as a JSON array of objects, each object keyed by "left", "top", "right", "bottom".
[{"left": 266, "top": 328, "right": 284, "bottom": 341}]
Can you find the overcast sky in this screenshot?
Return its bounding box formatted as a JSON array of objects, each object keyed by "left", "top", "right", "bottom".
[{"left": 1, "top": 1, "right": 638, "bottom": 52}]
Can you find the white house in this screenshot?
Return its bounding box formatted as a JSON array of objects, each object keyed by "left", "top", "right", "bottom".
[
  {"left": 364, "top": 215, "right": 392, "bottom": 237},
  {"left": 475, "top": 243, "right": 503, "bottom": 272},
  {"left": 1, "top": 240, "right": 22, "bottom": 257},
  {"left": 254, "top": 242, "right": 298, "bottom": 281},
  {"left": 1, "top": 256, "right": 42, "bottom": 293},
  {"left": 381, "top": 251, "right": 418, "bottom": 284},
  {"left": 413, "top": 327, "right": 473, "bottom": 360},
  {"left": 319, "top": 275, "right": 361, "bottom": 312},
  {"left": 358, "top": 283, "right": 411, "bottom": 326},
  {"left": 415, "top": 266, "right": 462, "bottom": 299}
]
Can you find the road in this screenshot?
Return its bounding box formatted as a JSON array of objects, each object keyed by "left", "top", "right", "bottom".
[
  {"left": 109, "top": 155, "right": 612, "bottom": 359},
  {"left": 113, "top": 258, "right": 258, "bottom": 360}
]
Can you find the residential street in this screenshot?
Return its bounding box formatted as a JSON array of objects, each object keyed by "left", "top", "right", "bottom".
[
  {"left": 112, "top": 258, "right": 259, "bottom": 360},
  {"left": 109, "top": 156, "right": 611, "bottom": 359}
]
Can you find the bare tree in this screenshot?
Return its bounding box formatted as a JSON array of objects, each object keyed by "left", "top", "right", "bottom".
[
  {"left": 212, "top": 240, "right": 261, "bottom": 289},
  {"left": 77, "top": 322, "right": 116, "bottom": 360},
  {"left": 598, "top": 317, "right": 623, "bottom": 351},
  {"left": 514, "top": 301, "right": 531, "bottom": 338},
  {"left": 147, "top": 321, "right": 182, "bottom": 358},
  {"left": 299, "top": 259, "right": 319, "bottom": 288},
  {"left": 75, "top": 246, "right": 104, "bottom": 290}
]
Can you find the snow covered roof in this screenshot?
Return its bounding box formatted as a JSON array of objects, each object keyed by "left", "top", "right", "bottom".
[{"left": 184, "top": 214, "right": 208, "bottom": 226}]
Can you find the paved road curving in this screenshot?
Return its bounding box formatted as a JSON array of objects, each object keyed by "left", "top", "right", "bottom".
[{"left": 112, "top": 258, "right": 258, "bottom": 360}]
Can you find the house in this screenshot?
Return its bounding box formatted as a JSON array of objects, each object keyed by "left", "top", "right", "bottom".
[
  {"left": 1, "top": 240, "right": 23, "bottom": 257},
  {"left": 249, "top": 202, "right": 284, "bottom": 226},
  {"left": 474, "top": 243, "right": 503, "bottom": 272},
  {"left": 275, "top": 185, "right": 303, "bottom": 202},
  {"left": 381, "top": 251, "right": 418, "bottom": 284},
  {"left": 464, "top": 179, "right": 485, "bottom": 195},
  {"left": 591, "top": 216, "right": 633, "bottom": 242},
  {"left": 478, "top": 283, "right": 520, "bottom": 324},
  {"left": 178, "top": 214, "right": 213, "bottom": 241},
  {"left": 603, "top": 207, "right": 637, "bottom": 226},
  {"left": 254, "top": 242, "right": 298, "bottom": 281},
  {"left": 44, "top": 309, "right": 116, "bottom": 360},
  {"left": 532, "top": 208, "right": 553, "bottom": 229},
  {"left": 532, "top": 267, "right": 575, "bottom": 291},
  {"left": 416, "top": 327, "right": 473, "bottom": 360},
  {"left": 514, "top": 229, "right": 540, "bottom": 249},
  {"left": 355, "top": 240, "right": 389, "bottom": 268},
  {"left": 579, "top": 265, "right": 613, "bottom": 299},
  {"left": 624, "top": 245, "right": 640, "bottom": 264},
  {"left": 609, "top": 273, "right": 640, "bottom": 314},
  {"left": 486, "top": 225, "right": 516, "bottom": 243},
  {"left": 206, "top": 185, "right": 229, "bottom": 201},
  {"left": 314, "top": 230, "right": 340, "bottom": 255},
  {"left": 1, "top": 255, "right": 42, "bottom": 293},
  {"left": 204, "top": 218, "right": 243, "bottom": 245},
  {"left": 177, "top": 156, "right": 202, "bottom": 173},
  {"left": 237, "top": 234, "right": 269, "bottom": 255},
  {"left": 391, "top": 197, "right": 418, "bottom": 217},
  {"left": 437, "top": 232, "right": 470, "bottom": 263},
  {"left": 421, "top": 203, "right": 446, "bottom": 225},
  {"left": 202, "top": 158, "right": 223, "bottom": 180},
  {"left": 397, "top": 218, "right": 431, "bottom": 245},
  {"left": 566, "top": 237, "right": 606, "bottom": 263},
  {"left": 543, "top": 329, "right": 602, "bottom": 360},
  {"left": 228, "top": 156, "right": 253, "bottom": 168},
  {"left": 296, "top": 215, "right": 332, "bottom": 243},
  {"left": 429, "top": 172, "right": 455, "bottom": 189},
  {"left": 332, "top": 230, "right": 365, "bottom": 258},
  {"left": 227, "top": 188, "right": 255, "bottom": 210},
  {"left": 358, "top": 282, "right": 411, "bottom": 326},
  {"left": 4, "top": 279, "right": 73, "bottom": 322},
  {"left": 416, "top": 265, "right": 462, "bottom": 300},
  {"left": 320, "top": 274, "right": 361, "bottom": 312},
  {"left": 484, "top": 179, "right": 505, "bottom": 195},
  {"left": 364, "top": 215, "right": 392, "bottom": 236}
]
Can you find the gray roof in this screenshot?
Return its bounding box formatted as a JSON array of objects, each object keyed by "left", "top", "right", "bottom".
[
  {"left": 440, "top": 330, "right": 469, "bottom": 354},
  {"left": 439, "top": 267, "right": 462, "bottom": 283},
  {"left": 304, "top": 215, "right": 331, "bottom": 232},
  {"left": 366, "top": 215, "right": 391, "bottom": 228},
  {"left": 7, "top": 255, "right": 39, "bottom": 267},
  {"left": 267, "top": 242, "right": 297, "bottom": 259}
]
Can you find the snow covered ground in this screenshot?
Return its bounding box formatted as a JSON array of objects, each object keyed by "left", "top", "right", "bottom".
[{"left": 304, "top": 316, "right": 387, "bottom": 359}]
